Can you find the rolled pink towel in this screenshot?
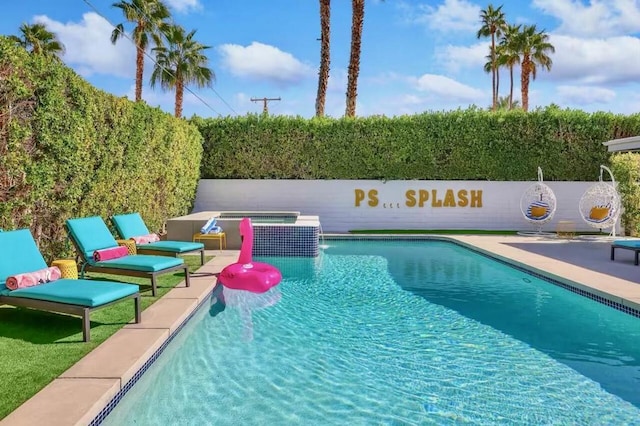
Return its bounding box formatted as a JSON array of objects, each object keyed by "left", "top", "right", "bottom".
[
  {"left": 131, "top": 233, "right": 160, "bottom": 245},
  {"left": 94, "top": 246, "right": 129, "bottom": 262},
  {"left": 6, "top": 266, "right": 62, "bottom": 290}
]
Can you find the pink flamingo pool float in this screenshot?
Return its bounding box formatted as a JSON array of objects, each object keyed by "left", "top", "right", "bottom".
[{"left": 219, "top": 218, "right": 282, "bottom": 293}]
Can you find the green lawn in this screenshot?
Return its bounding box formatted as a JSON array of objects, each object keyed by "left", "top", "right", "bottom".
[{"left": 0, "top": 255, "right": 210, "bottom": 420}]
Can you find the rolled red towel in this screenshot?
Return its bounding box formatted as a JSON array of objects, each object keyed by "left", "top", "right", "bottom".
[
  {"left": 131, "top": 233, "right": 160, "bottom": 245},
  {"left": 94, "top": 246, "right": 129, "bottom": 262},
  {"left": 6, "top": 266, "right": 62, "bottom": 290}
]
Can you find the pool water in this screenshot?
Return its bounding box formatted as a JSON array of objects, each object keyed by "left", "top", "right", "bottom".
[
  {"left": 218, "top": 214, "right": 297, "bottom": 224},
  {"left": 102, "top": 240, "right": 640, "bottom": 424}
]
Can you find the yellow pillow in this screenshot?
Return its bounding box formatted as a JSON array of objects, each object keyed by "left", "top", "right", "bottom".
[
  {"left": 530, "top": 206, "right": 548, "bottom": 218},
  {"left": 589, "top": 207, "right": 610, "bottom": 221}
]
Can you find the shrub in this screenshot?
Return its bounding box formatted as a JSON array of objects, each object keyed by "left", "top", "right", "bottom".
[{"left": 0, "top": 37, "right": 202, "bottom": 259}]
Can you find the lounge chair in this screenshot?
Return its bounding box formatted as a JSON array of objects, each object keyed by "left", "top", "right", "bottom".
[
  {"left": 111, "top": 213, "right": 205, "bottom": 265},
  {"left": 0, "top": 229, "right": 141, "bottom": 341},
  {"left": 66, "top": 216, "right": 190, "bottom": 296},
  {"left": 611, "top": 240, "right": 640, "bottom": 265}
]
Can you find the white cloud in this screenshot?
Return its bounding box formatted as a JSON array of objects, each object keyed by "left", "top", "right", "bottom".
[
  {"left": 165, "top": 0, "right": 202, "bottom": 13},
  {"left": 367, "top": 71, "right": 408, "bottom": 84},
  {"left": 361, "top": 93, "right": 428, "bottom": 116},
  {"left": 437, "top": 42, "right": 487, "bottom": 73},
  {"left": 122, "top": 80, "right": 232, "bottom": 118},
  {"left": 556, "top": 85, "right": 617, "bottom": 104},
  {"left": 617, "top": 93, "right": 640, "bottom": 114},
  {"left": 234, "top": 92, "right": 251, "bottom": 106},
  {"left": 126, "top": 83, "right": 172, "bottom": 110},
  {"left": 234, "top": 92, "right": 265, "bottom": 115},
  {"left": 398, "top": 94, "right": 424, "bottom": 106},
  {"left": 34, "top": 13, "right": 135, "bottom": 78},
  {"left": 404, "top": 0, "right": 480, "bottom": 32},
  {"left": 549, "top": 34, "right": 640, "bottom": 84},
  {"left": 327, "top": 68, "right": 348, "bottom": 93},
  {"left": 413, "top": 74, "right": 484, "bottom": 102},
  {"left": 435, "top": 32, "right": 640, "bottom": 88},
  {"left": 217, "top": 42, "right": 314, "bottom": 86},
  {"left": 533, "top": 0, "right": 640, "bottom": 37},
  {"left": 128, "top": 84, "right": 173, "bottom": 106}
]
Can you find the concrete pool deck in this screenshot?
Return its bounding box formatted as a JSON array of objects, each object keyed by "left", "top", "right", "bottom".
[{"left": 3, "top": 235, "right": 640, "bottom": 425}]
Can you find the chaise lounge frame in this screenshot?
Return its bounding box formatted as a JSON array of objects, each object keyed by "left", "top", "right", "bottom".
[
  {"left": 66, "top": 224, "right": 190, "bottom": 297},
  {"left": 0, "top": 228, "right": 142, "bottom": 342},
  {"left": 0, "top": 293, "right": 140, "bottom": 342},
  {"left": 132, "top": 246, "right": 204, "bottom": 266},
  {"left": 610, "top": 243, "right": 640, "bottom": 266}
]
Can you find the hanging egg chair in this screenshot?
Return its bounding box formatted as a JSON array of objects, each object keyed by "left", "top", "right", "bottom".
[
  {"left": 578, "top": 165, "right": 621, "bottom": 237},
  {"left": 519, "top": 167, "right": 557, "bottom": 236}
]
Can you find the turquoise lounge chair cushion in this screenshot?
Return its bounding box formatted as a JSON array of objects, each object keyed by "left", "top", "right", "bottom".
[
  {"left": 112, "top": 213, "right": 204, "bottom": 253},
  {"left": 0, "top": 229, "right": 49, "bottom": 292},
  {"left": 66, "top": 216, "right": 119, "bottom": 262},
  {"left": 67, "top": 216, "right": 186, "bottom": 270},
  {"left": 613, "top": 240, "right": 640, "bottom": 248},
  {"left": 1, "top": 279, "right": 139, "bottom": 307},
  {"left": 96, "top": 254, "right": 183, "bottom": 272},
  {"left": 141, "top": 241, "right": 204, "bottom": 253},
  {"left": 112, "top": 213, "right": 150, "bottom": 240},
  {"left": 0, "top": 229, "right": 140, "bottom": 306}
]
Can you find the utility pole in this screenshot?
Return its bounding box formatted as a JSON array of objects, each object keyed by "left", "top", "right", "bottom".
[{"left": 251, "top": 97, "right": 281, "bottom": 115}]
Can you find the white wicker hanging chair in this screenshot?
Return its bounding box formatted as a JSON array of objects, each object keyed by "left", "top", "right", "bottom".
[
  {"left": 579, "top": 165, "right": 621, "bottom": 236},
  {"left": 519, "top": 167, "right": 557, "bottom": 235}
]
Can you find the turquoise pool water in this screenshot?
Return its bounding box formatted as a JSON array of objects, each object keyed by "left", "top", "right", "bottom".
[
  {"left": 218, "top": 214, "right": 297, "bottom": 224},
  {"left": 102, "top": 240, "right": 640, "bottom": 424}
]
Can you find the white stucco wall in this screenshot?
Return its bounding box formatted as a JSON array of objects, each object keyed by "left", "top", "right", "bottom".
[{"left": 193, "top": 179, "right": 618, "bottom": 233}]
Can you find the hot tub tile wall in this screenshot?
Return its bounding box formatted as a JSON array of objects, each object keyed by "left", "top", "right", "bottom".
[{"left": 253, "top": 225, "right": 319, "bottom": 257}]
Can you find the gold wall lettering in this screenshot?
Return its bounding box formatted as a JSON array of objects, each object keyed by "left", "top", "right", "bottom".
[
  {"left": 356, "top": 188, "right": 483, "bottom": 208},
  {"left": 354, "top": 189, "right": 379, "bottom": 207}
]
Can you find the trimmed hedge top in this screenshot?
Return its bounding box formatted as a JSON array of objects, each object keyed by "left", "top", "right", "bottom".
[{"left": 194, "top": 108, "right": 640, "bottom": 181}]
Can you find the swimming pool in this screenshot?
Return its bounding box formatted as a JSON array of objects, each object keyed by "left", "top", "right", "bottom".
[{"left": 100, "top": 240, "right": 640, "bottom": 424}]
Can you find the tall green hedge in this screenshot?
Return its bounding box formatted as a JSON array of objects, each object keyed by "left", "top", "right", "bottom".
[
  {"left": 194, "top": 109, "right": 640, "bottom": 181},
  {"left": 0, "top": 37, "right": 202, "bottom": 260},
  {"left": 611, "top": 153, "right": 640, "bottom": 236}
]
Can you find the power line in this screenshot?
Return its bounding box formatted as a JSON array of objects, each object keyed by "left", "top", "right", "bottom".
[
  {"left": 251, "top": 97, "right": 281, "bottom": 115},
  {"left": 210, "top": 86, "right": 238, "bottom": 116},
  {"left": 81, "top": 0, "right": 229, "bottom": 117}
]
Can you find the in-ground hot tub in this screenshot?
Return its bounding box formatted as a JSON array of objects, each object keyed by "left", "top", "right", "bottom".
[{"left": 166, "top": 211, "right": 320, "bottom": 257}]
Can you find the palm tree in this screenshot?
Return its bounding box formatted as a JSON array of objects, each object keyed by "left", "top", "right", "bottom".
[
  {"left": 151, "top": 25, "right": 215, "bottom": 118},
  {"left": 10, "top": 23, "right": 65, "bottom": 59},
  {"left": 495, "top": 95, "right": 520, "bottom": 110},
  {"left": 111, "top": 0, "right": 170, "bottom": 102},
  {"left": 315, "top": 0, "right": 331, "bottom": 117},
  {"left": 497, "top": 23, "right": 521, "bottom": 110},
  {"left": 514, "top": 25, "right": 555, "bottom": 112},
  {"left": 345, "top": 0, "right": 364, "bottom": 117},
  {"left": 483, "top": 53, "right": 500, "bottom": 106},
  {"left": 477, "top": 4, "right": 506, "bottom": 111}
]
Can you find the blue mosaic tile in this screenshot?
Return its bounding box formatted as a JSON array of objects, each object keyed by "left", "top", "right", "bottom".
[
  {"left": 253, "top": 225, "right": 318, "bottom": 257},
  {"left": 89, "top": 287, "right": 218, "bottom": 426}
]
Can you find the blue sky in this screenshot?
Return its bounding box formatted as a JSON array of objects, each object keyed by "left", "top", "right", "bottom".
[{"left": 2, "top": 0, "right": 640, "bottom": 118}]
